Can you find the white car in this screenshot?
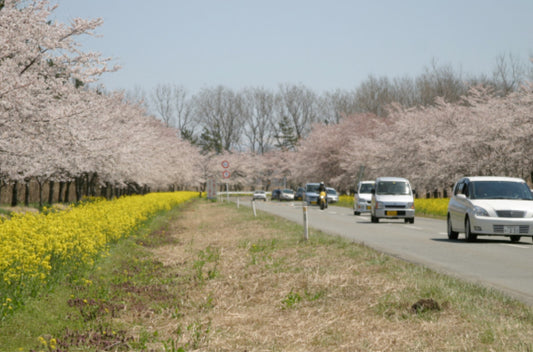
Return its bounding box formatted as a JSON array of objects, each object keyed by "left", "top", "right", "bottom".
[
  {"left": 326, "top": 187, "right": 339, "bottom": 203},
  {"left": 280, "top": 189, "right": 295, "bottom": 201},
  {"left": 371, "top": 177, "right": 415, "bottom": 223},
  {"left": 447, "top": 176, "right": 533, "bottom": 242},
  {"left": 252, "top": 190, "right": 267, "bottom": 201},
  {"left": 354, "top": 180, "right": 375, "bottom": 215}
]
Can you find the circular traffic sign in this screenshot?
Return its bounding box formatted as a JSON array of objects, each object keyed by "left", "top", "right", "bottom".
[
  {"left": 222, "top": 170, "right": 231, "bottom": 179},
  {"left": 221, "top": 160, "right": 230, "bottom": 168}
]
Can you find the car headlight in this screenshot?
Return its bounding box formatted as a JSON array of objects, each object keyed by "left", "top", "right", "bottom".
[
  {"left": 473, "top": 206, "right": 489, "bottom": 217},
  {"left": 376, "top": 201, "right": 384, "bottom": 209},
  {"left": 406, "top": 202, "right": 414, "bottom": 209}
]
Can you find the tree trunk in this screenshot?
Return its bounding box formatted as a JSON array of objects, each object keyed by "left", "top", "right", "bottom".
[
  {"left": 75, "top": 177, "right": 83, "bottom": 202},
  {"left": 101, "top": 182, "right": 108, "bottom": 199},
  {"left": 11, "top": 181, "right": 18, "bottom": 207},
  {"left": 37, "top": 180, "right": 44, "bottom": 208},
  {"left": 48, "top": 181, "right": 54, "bottom": 205},
  {"left": 24, "top": 182, "right": 30, "bottom": 206},
  {"left": 85, "top": 173, "right": 90, "bottom": 197},
  {"left": 58, "top": 182, "right": 65, "bottom": 203},
  {"left": 64, "top": 181, "right": 71, "bottom": 203},
  {"left": 89, "top": 173, "right": 98, "bottom": 196}
]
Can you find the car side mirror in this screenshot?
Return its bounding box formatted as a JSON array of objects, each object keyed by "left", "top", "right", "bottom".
[{"left": 456, "top": 194, "right": 466, "bottom": 199}]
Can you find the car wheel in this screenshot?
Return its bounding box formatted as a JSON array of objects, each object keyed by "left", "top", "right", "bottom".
[
  {"left": 464, "top": 217, "right": 477, "bottom": 242},
  {"left": 410, "top": 218, "right": 415, "bottom": 224},
  {"left": 510, "top": 235, "right": 521, "bottom": 242},
  {"left": 447, "top": 215, "right": 459, "bottom": 240},
  {"left": 354, "top": 211, "right": 360, "bottom": 216}
]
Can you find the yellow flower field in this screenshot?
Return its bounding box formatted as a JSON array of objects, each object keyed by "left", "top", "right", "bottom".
[
  {"left": 338, "top": 195, "right": 449, "bottom": 217},
  {"left": 414, "top": 198, "right": 450, "bottom": 217},
  {"left": 0, "top": 192, "right": 198, "bottom": 319}
]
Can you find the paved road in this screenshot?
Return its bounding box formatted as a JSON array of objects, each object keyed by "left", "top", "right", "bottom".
[{"left": 239, "top": 199, "right": 533, "bottom": 306}]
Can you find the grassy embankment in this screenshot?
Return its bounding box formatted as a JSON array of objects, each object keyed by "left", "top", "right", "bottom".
[{"left": 1, "top": 198, "right": 532, "bottom": 351}]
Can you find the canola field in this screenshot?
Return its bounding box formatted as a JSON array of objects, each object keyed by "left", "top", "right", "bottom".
[
  {"left": 0, "top": 192, "right": 198, "bottom": 320},
  {"left": 338, "top": 195, "right": 449, "bottom": 217}
]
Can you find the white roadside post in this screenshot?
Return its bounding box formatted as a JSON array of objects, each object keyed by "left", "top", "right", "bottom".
[
  {"left": 303, "top": 205, "right": 309, "bottom": 241},
  {"left": 221, "top": 160, "right": 230, "bottom": 203},
  {"left": 252, "top": 199, "right": 257, "bottom": 217},
  {"left": 237, "top": 197, "right": 240, "bottom": 208}
]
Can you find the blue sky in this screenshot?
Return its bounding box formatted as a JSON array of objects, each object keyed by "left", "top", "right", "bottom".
[{"left": 53, "top": 0, "right": 533, "bottom": 94}]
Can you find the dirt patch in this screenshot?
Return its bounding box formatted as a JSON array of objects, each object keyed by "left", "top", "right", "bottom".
[{"left": 0, "top": 205, "right": 39, "bottom": 214}]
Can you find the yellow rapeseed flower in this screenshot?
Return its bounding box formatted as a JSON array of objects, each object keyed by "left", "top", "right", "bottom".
[{"left": 0, "top": 191, "right": 198, "bottom": 318}]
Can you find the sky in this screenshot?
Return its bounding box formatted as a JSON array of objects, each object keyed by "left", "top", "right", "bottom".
[{"left": 52, "top": 0, "right": 533, "bottom": 94}]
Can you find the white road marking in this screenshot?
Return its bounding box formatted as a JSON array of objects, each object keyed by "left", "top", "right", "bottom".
[
  {"left": 505, "top": 244, "right": 531, "bottom": 249},
  {"left": 404, "top": 225, "right": 424, "bottom": 230}
]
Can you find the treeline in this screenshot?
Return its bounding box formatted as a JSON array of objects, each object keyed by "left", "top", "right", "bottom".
[
  {"left": 2, "top": 0, "right": 533, "bottom": 208},
  {"left": 140, "top": 55, "right": 533, "bottom": 154}
]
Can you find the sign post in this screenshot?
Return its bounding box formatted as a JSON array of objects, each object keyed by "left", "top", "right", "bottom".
[{"left": 221, "top": 161, "right": 230, "bottom": 202}]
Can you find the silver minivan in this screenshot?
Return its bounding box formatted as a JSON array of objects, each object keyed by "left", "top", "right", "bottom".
[{"left": 371, "top": 177, "right": 415, "bottom": 223}]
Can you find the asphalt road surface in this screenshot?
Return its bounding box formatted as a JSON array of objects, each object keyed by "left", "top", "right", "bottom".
[{"left": 237, "top": 198, "right": 533, "bottom": 306}]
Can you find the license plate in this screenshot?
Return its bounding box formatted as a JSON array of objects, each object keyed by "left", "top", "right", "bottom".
[
  {"left": 386, "top": 211, "right": 398, "bottom": 216},
  {"left": 504, "top": 225, "right": 520, "bottom": 234},
  {"left": 366, "top": 206, "right": 371, "bottom": 210}
]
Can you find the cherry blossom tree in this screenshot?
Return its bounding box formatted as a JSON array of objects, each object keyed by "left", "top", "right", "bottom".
[{"left": 1, "top": 1, "right": 203, "bottom": 205}]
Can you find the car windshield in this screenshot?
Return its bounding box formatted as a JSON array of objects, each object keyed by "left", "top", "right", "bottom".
[
  {"left": 283, "top": 189, "right": 293, "bottom": 194},
  {"left": 376, "top": 181, "right": 410, "bottom": 195},
  {"left": 359, "top": 183, "right": 374, "bottom": 193},
  {"left": 471, "top": 181, "right": 533, "bottom": 200},
  {"left": 306, "top": 184, "right": 319, "bottom": 192},
  {"left": 327, "top": 189, "right": 336, "bottom": 195}
]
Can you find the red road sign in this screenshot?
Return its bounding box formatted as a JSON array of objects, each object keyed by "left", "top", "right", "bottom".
[{"left": 221, "top": 160, "right": 230, "bottom": 168}]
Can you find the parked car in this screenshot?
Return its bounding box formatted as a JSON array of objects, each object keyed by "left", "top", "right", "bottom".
[
  {"left": 271, "top": 189, "right": 281, "bottom": 201},
  {"left": 354, "top": 180, "right": 375, "bottom": 215},
  {"left": 294, "top": 187, "right": 305, "bottom": 201},
  {"left": 280, "top": 189, "right": 295, "bottom": 201},
  {"left": 326, "top": 187, "right": 339, "bottom": 203},
  {"left": 371, "top": 177, "right": 415, "bottom": 223},
  {"left": 252, "top": 190, "right": 267, "bottom": 201},
  {"left": 447, "top": 176, "right": 533, "bottom": 242}
]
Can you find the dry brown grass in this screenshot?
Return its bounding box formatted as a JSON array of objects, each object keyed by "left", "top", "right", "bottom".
[{"left": 130, "top": 201, "right": 533, "bottom": 351}]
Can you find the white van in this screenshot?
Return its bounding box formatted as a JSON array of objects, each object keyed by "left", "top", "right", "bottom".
[
  {"left": 371, "top": 177, "right": 415, "bottom": 223},
  {"left": 353, "top": 180, "right": 375, "bottom": 215}
]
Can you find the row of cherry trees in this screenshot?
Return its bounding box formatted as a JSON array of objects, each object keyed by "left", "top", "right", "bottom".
[
  {"left": 2, "top": 0, "right": 532, "bottom": 204},
  {"left": 285, "top": 84, "right": 533, "bottom": 194},
  {"left": 0, "top": 0, "right": 208, "bottom": 205}
]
